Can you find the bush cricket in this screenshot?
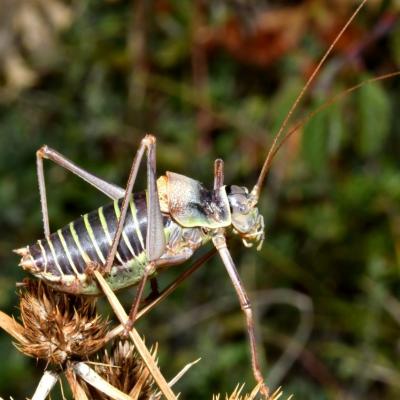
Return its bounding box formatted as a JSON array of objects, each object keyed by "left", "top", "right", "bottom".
[{"left": 13, "top": 0, "right": 398, "bottom": 397}]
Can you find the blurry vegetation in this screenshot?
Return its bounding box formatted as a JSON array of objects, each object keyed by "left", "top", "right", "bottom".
[{"left": 0, "top": 0, "right": 399, "bottom": 399}]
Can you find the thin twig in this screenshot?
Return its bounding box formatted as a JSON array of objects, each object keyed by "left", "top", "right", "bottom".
[
  {"left": 94, "top": 271, "right": 178, "bottom": 400},
  {"left": 168, "top": 358, "right": 201, "bottom": 388},
  {"left": 73, "top": 362, "right": 133, "bottom": 400},
  {"left": 104, "top": 248, "right": 216, "bottom": 343},
  {"left": 65, "top": 368, "right": 90, "bottom": 400},
  {"left": 0, "top": 311, "right": 28, "bottom": 345},
  {"left": 31, "top": 370, "right": 59, "bottom": 400}
]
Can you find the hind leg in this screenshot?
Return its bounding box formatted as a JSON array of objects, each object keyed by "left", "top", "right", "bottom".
[{"left": 36, "top": 145, "right": 125, "bottom": 238}]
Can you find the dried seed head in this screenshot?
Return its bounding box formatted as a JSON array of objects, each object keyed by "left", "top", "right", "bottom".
[
  {"left": 16, "top": 280, "right": 108, "bottom": 365},
  {"left": 213, "top": 384, "right": 290, "bottom": 400},
  {"left": 84, "top": 339, "right": 160, "bottom": 400}
]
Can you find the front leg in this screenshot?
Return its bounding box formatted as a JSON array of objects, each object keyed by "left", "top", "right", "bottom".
[
  {"left": 146, "top": 278, "right": 160, "bottom": 302},
  {"left": 124, "top": 247, "right": 195, "bottom": 332},
  {"left": 212, "top": 233, "right": 270, "bottom": 399}
]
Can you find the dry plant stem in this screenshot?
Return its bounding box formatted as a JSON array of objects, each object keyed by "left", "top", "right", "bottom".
[
  {"left": 0, "top": 310, "right": 28, "bottom": 345},
  {"left": 168, "top": 358, "right": 201, "bottom": 388},
  {"left": 73, "top": 362, "right": 133, "bottom": 400},
  {"left": 31, "top": 370, "right": 59, "bottom": 400},
  {"left": 65, "top": 368, "right": 89, "bottom": 400},
  {"left": 129, "top": 368, "right": 151, "bottom": 399},
  {"left": 150, "top": 357, "right": 201, "bottom": 399},
  {"left": 105, "top": 248, "right": 216, "bottom": 342},
  {"left": 94, "top": 270, "right": 177, "bottom": 400}
]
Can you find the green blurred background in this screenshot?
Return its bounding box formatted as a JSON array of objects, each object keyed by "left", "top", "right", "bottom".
[{"left": 0, "top": 0, "right": 399, "bottom": 398}]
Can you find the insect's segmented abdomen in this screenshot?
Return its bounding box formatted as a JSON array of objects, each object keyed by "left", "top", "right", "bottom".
[{"left": 28, "top": 192, "right": 149, "bottom": 277}]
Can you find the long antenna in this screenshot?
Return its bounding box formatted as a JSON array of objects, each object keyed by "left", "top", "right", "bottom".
[
  {"left": 268, "top": 71, "right": 400, "bottom": 165},
  {"left": 251, "top": 0, "right": 368, "bottom": 202}
]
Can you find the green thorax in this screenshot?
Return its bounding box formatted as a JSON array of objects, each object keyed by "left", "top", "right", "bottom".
[{"left": 161, "top": 172, "right": 232, "bottom": 229}]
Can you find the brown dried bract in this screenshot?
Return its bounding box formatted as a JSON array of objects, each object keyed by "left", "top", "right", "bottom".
[
  {"left": 15, "top": 280, "right": 108, "bottom": 365},
  {"left": 213, "top": 384, "right": 291, "bottom": 400},
  {"left": 82, "top": 339, "right": 160, "bottom": 400}
]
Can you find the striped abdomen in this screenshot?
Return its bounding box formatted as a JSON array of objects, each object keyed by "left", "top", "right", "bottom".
[{"left": 22, "top": 192, "right": 163, "bottom": 283}]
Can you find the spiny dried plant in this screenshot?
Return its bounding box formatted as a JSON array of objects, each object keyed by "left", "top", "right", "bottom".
[
  {"left": 0, "top": 275, "right": 290, "bottom": 399},
  {"left": 81, "top": 339, "right": 161, "bottom": 400},
  {"left": 0, "top": 277, "right": 197, "bottom": 399},
  {"left": 213, "top": 384, "right": 291, "bottom": 400},
  {"left": 0, "top": 280, "right": 108, "bottom": 366}
]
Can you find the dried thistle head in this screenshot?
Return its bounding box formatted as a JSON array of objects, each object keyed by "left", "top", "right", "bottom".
[
  {"left": 15, "top": 280, "right": 108, "bottom": 365},
  {"left": 83, "top": 339, "right": 160, "bottom": 400},
  {"left": 213, "top": 384, "right": 291, "bottom": 400}
]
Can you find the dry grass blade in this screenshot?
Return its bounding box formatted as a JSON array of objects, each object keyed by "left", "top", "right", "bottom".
[
  {"left": 94, "top": 271, "right": 177, "bottom": 400},
  {"left": 0, "top": 310, "right": 28, "bottom": 346},
  {"left": 73, "top": 362, "right": 134, "bottom": 400},
  {"left": 167, "top": 358, "right": 201, "bottom": 388}
]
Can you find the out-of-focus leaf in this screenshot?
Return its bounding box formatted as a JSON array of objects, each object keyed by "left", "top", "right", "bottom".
[
  {"left": 337, "top": 173, "right": 378, "bottom": 210},
  {"left": 270, "top": 77, "right": 305, "bottom": 135},
  {"left": 391, "top": 23, "right": 400, "bottom": 66},
  {"left": 357, "top": 79, "right": 391, "bottom": 157},
  {"left": 326, "top": 99, "right": 345, "bottom": 157},
  {"left": 302, "top": 103, "right": 329, "bottom": 174},
  {"left": 201, "top": 6, "right": 306, "bottom": 67},
  {"left": 155, "top": 37, "right": 190, "bottom": 68},
  {"left": 240, "top": 95, "right": 269, "bottom": 124},
  {"left": 380, "top": 169, "right": 400, "bottom": 201}
]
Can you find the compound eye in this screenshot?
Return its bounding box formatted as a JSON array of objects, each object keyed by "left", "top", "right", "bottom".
[
  {"left": 239, "top": 204, "right": 249, "bottom": 214},
  {"left": 231, "top": 194, "right": 250, "bottom": 214}
]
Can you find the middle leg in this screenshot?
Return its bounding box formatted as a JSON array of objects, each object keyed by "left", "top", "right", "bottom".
[
  {"left": 125, "top": 247, "right": 195, "bottom": 332},
  {"left": 104, "top": 134, "right": 166, "bottom": 275}
]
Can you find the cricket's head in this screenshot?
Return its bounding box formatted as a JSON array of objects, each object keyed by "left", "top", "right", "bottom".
[{"left": 227, "top": 185, "right": 264, "bottom": 250}]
